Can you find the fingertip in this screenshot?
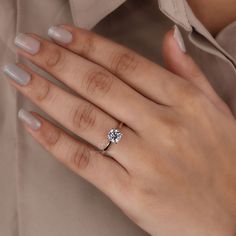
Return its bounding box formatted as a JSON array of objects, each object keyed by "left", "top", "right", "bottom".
[
  {"left": 162, "top": 28, "right": 174, "bottom": 56},
  {"left": 47, "top": 25, "right": 73, "bottom": 45},
  {"left": 163, "top": 26, "right": 187, "bottom": 59},
  {"left": 173, "top": 25, "right": 186, "bottom": 53},
  {"left": 163, "top": 28, "right": 184, "bottom": 72},
  {"left": 18, "top": 109, "right": 42, "bottom": 131}
]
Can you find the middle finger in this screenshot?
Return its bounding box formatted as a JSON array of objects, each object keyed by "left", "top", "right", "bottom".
[
  {"left": 3, "top": 63, "right": 140, "bottom": 166},
  {"left": 14, "top": 34, "right": 157, "bottom": 132}
]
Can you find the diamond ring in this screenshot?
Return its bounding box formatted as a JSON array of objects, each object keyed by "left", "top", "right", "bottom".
[{"left": 102, "top": 123, "right": 123, "bottom": 154}]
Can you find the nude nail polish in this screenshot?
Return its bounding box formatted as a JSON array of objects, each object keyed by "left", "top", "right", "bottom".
[
  {"left": 173, "top": 25, "right": 186, "bottom": 53},
  {"left": 3, "top": 64, "right": 31, "bottom": 86},
  {"left": 15, "top": 33, "right": 41, "bottom": 55},
  {"left": 18, "top": 109, "right": 42, "bottom": 131},
  {"left": 48, "top": 26, "right": 73, "bottom": 44}
]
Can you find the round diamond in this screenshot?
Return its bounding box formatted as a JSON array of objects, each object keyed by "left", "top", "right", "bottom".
[{"left": 108, "top": 128, "right": 123, "bottom": 144}]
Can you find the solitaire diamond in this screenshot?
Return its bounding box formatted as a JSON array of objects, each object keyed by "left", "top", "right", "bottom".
[{"left": 108, "top": 128, "right": 123, "bottom": 144}]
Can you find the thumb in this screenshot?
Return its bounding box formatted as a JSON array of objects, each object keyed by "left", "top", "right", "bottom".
[{"left": 162, "top": 25, "right": 230, "bottom": 114}]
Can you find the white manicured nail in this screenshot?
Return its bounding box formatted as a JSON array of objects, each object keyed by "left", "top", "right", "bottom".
[
  {"left": 48, "top": 26, "right": 73, "bottom": 44},
  {"left": 173, "top": 25, "right": 186, "bottom": 53},
  {"left": 3, "top": 64, "right": 31, "bottom": 86},
  {"left": 18, "top": 109, "right": 42, "bottom": 131},
  {"left": 15, "top": 33, "right": 41, "bottom": 55}
]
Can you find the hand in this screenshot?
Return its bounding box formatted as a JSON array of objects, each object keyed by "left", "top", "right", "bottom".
[{"left": 4, "top": 25, "right": 236, "bottom": 236}]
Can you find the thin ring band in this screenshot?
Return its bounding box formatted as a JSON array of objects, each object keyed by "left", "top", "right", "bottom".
[{"left": 102, "top": 122, "right": 124, "bottom": 155}]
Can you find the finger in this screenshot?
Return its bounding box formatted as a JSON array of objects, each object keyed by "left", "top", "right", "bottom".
[
  {"left": 163, "top": 26, "right": 231, "bottom": 114},
  {"left": 3, "top": 63, "right": 139, "bottom": 167},
  {"left": 18, "top": 109, "right": 129, "bottom": 202},
  {"left": 14, "top": 33, "right": 155, "bottom": 131},
  {"left": 47, "top": 24, "right": 190, "bottom": 106}
]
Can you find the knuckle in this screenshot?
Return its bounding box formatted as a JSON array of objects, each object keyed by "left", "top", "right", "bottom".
[
  {"left": 152, "top": 109, "right": 178, "bottom": 131},
  {"left": 70, "top": 146, "right": 90, "bottom": 170},
  {"left": 79, "top": 32, "right": 96, "bottom": 57},
  {"left": 169, "top": 123, "right": 189, "bottom": 142},
  {"left": 153, "top": 113, "right": 187, "bottom": 148},
  {"left": 187, "top": 90, "right": 207, "bottom": 110},
  {"left": 41, "top": 127, "right": 61, "bottom": 147},
  {"left": 35, "top": 80, "right": 52, "bottom": 102},
  {"left": 83, "top": 69, "right": 113, "bottom": 97},
  {"left": 179, "top": 82, "right": 196, "bottom": 98},
  {"left": 71, "top": 103, "right": 97, "bottom": 132},
  {"left": 179, "top": 83, "right": 206, "bottom": 108},
  {"left": 187, "top": 85, "right": 202, "bottom": 100},
  {"left": 161, "top": 117, "right": 179, "bottom": 132},
  {"left": 44, "top": 45, "right": 65, "bottom": 70},
  {"left": 110, "top": 50, "right": 139, "bottom": 75}
]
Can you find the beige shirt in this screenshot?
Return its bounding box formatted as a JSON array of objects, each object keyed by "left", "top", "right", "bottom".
[{"left": 0, "top": 0, "right": 236, "bottom": 235}]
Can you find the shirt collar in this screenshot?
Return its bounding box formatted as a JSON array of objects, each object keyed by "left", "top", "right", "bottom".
[
  {"left": 68, "top": 0, "right": 127, "bottom": 29},
  {"left": 158, "top": 0, "right": 191, "bottom": 31},
  {"left": 68, "top": 0, "right": 236, "bottom": 66},
  {"left": 68, "top": 0, "right": 192, "bottom": 30}
]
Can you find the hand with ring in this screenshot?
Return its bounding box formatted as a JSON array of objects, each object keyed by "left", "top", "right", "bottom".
[{"left": 3, "top": 25, "right": 236, "bottom": 236}]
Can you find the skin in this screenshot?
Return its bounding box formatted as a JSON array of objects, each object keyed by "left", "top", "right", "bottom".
[
  {"left": 5, "top": 25, "right": 236, "bottom": 236},
  {"left": 187, "top": 0, "right": 236, "bottom": 35}
]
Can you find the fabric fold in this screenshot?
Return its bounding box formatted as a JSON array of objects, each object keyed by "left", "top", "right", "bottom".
[
  {"left": 158, "top": 0, "right": 236, "bottom": 67},
  {"left": 68, "top": 0, "right": 126, "bottom": 29}
]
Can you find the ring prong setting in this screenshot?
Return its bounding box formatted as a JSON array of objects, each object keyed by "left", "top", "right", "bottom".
[{"left": 108, "top": 128, "right": 123, "bottom": 144}]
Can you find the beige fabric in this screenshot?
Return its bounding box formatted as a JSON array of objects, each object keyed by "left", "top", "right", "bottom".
[
  {"left": 69, "top": 0, "right": 126, "bottom": 29},
  {"left": 0, "top": 0, "right": 236, "bottom": 235}
]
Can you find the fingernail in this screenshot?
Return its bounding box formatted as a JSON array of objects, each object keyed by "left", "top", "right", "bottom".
[
  {"left": 173, "top": 25, "right": 186, "bottom": 53},
  {"left": 15, "top": 33, "right": 41, "bottom": 55},
  {"left": 3, "top": 64, "right": 31, "bottom": 86},
  {"left": 18, "top": 109, "right": 42, "bottom": 131},
  {"left": 48, "top": 26, "right": 73, "bottom": 44}
]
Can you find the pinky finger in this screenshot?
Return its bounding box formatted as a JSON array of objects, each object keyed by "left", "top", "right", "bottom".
[
  {"left": 18, "top": 108, "right": 128, "bottom": 202},
  {"left": 163, "top": 26, "right": 231, "bottom": 114}
]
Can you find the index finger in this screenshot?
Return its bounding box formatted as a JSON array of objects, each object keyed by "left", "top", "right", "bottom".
[{"left": 48, "top": 25, "right": 188, "bottom": 106}]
